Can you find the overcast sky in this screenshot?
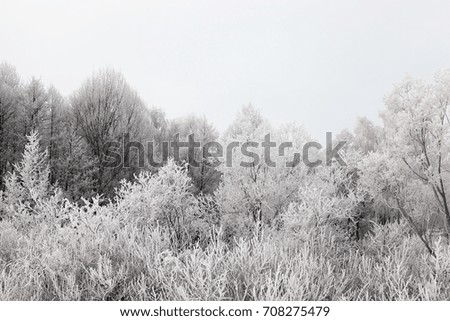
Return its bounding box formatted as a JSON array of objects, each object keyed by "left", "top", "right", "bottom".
[{"left": 1, "top": 0, "right": 450, "bottom": 139}]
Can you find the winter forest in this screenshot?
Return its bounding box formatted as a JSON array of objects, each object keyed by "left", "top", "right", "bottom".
[{"left": 1, "top": 61, "right": 450, "bottom": 300}]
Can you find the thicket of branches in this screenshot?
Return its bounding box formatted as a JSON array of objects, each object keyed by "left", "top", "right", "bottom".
[{"left": 1, "top": 62, "right": 450, "bottom": 300}]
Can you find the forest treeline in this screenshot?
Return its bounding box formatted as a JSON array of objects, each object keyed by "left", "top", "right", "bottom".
[
  {"left": 1, "top": 62, "right": 450, "bottom": 300},
  {"left": 0, "top": 62, "right": 222, "bottom": 200}
]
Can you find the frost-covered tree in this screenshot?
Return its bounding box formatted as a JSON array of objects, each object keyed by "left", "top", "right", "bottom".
[
  {"left": 336, "top": 117, "right": 383, "bottom": 155},
  {"left": 167, "top": 114, "right": 220, "bottom": 194},
  {"left": 358, "top": 71, "right": 450, "bottom": 255},
  {"left": 3, "top": 131, "right": 51, "bottom": 213},
  {"left": 382, "top": 71, "right": 450, "bottom": 232},
  {"left": 217, "top": 105, "right": 309, "bottom": 239},
  {"left": 71, "top": 69, "right": 149, "bottom": 195},
  {"left": 45, "top": 86, "right": 66, "bottom": 182},
  {"left": 0, "top": 62, "right": 23, "bottom": 187},
  {"left": 22, "top": 78, "right": 49, "bottom": 136},
  {"left": 52, "top": 120, "right": 98, "bottom": 202},
  {"left": 353, "top": 117, "right": 383, "bottom": 154},
  {"left": 359, "top": 150, "right": 438, "bottom": 256}
]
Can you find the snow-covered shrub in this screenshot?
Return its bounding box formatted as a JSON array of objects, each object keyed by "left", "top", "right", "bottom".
[{"left": 114, "top": 159, "right": 211, "bottom": 249}]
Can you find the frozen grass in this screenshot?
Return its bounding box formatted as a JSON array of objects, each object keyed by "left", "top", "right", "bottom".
[{"left": 1, "top": 212, "right": 450, "bottom": 300}]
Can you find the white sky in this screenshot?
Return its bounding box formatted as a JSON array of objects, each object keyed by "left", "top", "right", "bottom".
[{"left": 1, "top": 0, "right": 450, "bottom": 139}]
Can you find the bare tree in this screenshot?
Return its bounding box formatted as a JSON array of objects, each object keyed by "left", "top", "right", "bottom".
[{"left": 71, "top": 69, "right": 148, "bottom": 195}]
